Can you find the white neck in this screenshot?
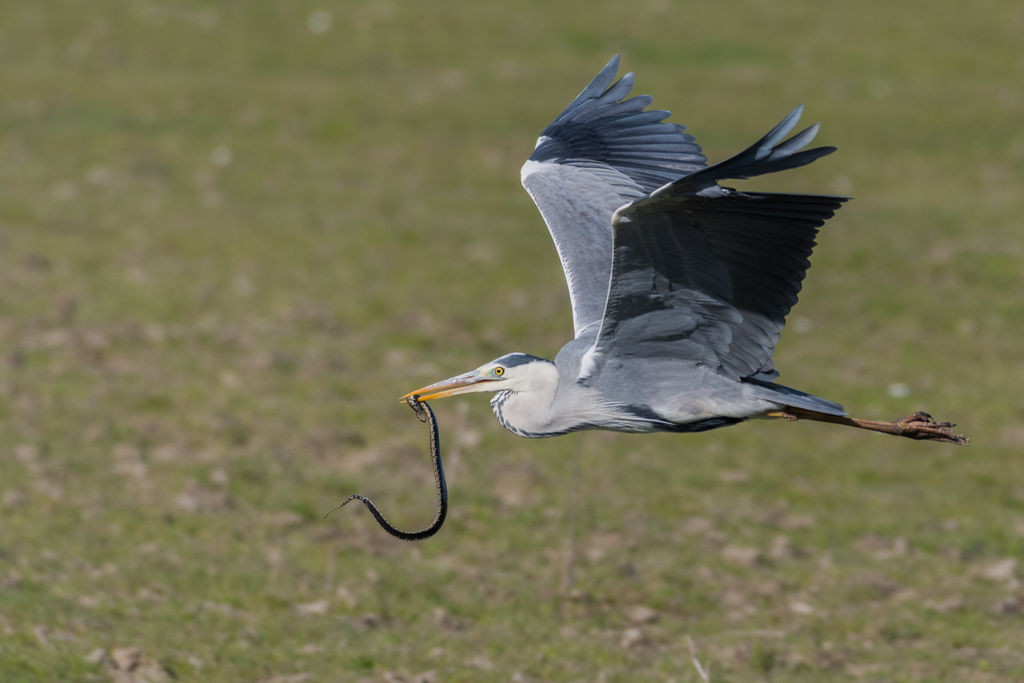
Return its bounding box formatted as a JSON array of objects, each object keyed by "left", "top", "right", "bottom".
[{"left": 489, "top": 360, "right": 568, "bottom": 437}]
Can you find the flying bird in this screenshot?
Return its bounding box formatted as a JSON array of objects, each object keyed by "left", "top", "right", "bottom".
[{"left": 403, "top": 56, "right": 966, "bottom": 445}]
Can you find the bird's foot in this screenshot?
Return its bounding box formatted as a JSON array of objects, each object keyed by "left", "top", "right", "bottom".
[{"left": 894, "top": 411, "right": 969, "bottom": 445}]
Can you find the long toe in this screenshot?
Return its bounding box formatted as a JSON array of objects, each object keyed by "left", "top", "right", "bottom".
[{"left": 896, "top": 413, "right": 968, "bottom": 445}]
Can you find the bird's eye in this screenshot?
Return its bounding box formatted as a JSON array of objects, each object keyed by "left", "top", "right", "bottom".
[{"left": 493, "top": 366, "right": 505, "bottom": 377}]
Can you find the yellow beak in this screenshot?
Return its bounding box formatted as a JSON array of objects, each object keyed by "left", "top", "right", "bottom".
[{"left": 400, "top": 370, "right": 493, "bottom": 402}]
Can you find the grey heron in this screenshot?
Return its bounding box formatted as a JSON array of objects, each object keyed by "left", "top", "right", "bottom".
[{"left": 403, "top": 56, "right": 966, "bottom": 446}]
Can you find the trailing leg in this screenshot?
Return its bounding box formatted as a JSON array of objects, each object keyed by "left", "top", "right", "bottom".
[{"left": 767, "top": 407, "right": 968, "bottom": 445}]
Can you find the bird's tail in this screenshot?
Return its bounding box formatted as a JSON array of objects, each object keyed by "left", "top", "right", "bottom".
[{"left": 745, "top": 378, "right": 847, "bottom": 417}]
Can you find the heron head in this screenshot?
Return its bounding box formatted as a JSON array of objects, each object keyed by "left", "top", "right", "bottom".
[{"left": 401, "top": 352, "right": 548, "bottom": 402}]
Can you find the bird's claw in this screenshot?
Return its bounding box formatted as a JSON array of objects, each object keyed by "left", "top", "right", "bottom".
[{"left": 895, "top": 411, "right": 969, "bottom": 445}]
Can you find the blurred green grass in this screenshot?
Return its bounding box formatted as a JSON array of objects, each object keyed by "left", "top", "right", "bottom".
[{"left": 1, "top": 0, "right": 1023, "bottom": 680}]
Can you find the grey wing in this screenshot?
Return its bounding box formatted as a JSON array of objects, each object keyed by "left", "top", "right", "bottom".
[
  {"left": 521, "top": 55, "right": 707, "bottom": 338},
  {"left": 581, "top": 107, "right": 846, "bottom": 385}
]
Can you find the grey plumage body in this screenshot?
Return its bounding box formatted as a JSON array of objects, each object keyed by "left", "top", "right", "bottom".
[
  {"left": 404, "top": 56, "right": 967, "bottom": 446},
  {"left": 487, "top": 341, "right": 827, "bottom": 439}
]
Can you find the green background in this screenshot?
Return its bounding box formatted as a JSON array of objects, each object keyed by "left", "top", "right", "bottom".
[{"left": 1, "top": 1, "right": 1022, "bottom": 680}]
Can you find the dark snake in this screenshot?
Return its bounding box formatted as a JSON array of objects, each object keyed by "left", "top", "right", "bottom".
[{"left": 326, "top": 396, "right": 447, "bottom": 541}]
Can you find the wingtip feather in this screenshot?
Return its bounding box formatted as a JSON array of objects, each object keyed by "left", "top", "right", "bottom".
[{"left": 760, "top": 106, "right": 805, "bottom": 152}]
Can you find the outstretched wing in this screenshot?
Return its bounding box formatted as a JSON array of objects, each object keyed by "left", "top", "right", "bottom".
[
  {"left": 521, "top": 55, "right": 707, "bottom": 338},
  {"left": 581, "top": 107, "right": 845, "bottom": 383}
]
